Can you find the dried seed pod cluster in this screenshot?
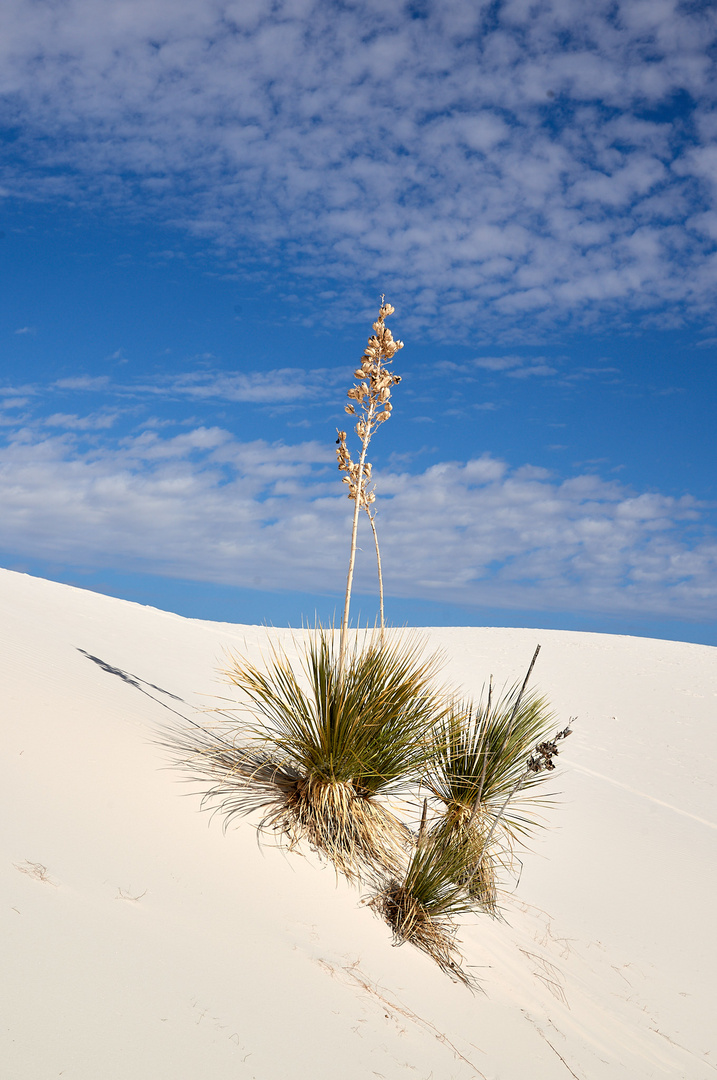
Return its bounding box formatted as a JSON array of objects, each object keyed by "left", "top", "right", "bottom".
[
  {"left": 346, "top": 301, "right": 403, "bottom": 421},
  {"left": 336, "top": 432, "right": 375, "bottom": 506},
  {"left": 526, "top": 724, "right": 573, "bottom": 773},
  {"left": 336, "top": 302, "right": 403, "bottom": 507}
]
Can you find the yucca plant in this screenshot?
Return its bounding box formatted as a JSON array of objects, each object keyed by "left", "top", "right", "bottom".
[
  {"left": 368, "top": 827, "right": 478, "bottom": 986},
  {"left": 170, "top": 627, "right": 449, "bottom": 880},
  {"left": 165, "top": 296, "right": 573, "bottom": 987},
  {"left": 423, "top": 650, "right": 560, "bottom": 908},
  {"left": 371, "top": 706, "right": 573, "bottom": 984},
  {"left": 167, "top": 301, "right": 448, "bottom": 881}
]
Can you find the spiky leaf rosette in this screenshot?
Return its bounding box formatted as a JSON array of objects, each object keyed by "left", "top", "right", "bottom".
[
  {"left": 369, "top": 836, "right": 478, "bottom": 986},
  {"left": 424, "top": 684, "right": 558, "bottom": 879},
  {"left": 167, "top": 628, "right": 449, "bottom": 880}
]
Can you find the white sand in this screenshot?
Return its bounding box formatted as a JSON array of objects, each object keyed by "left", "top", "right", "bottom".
[{"left": 2, "top": 566, "right": 715, "bottom": 1079}]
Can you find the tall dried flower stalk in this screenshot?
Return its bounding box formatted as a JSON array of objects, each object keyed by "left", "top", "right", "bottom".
[{"left": 336, "top": 299, "right": 402, "bottom": 667}]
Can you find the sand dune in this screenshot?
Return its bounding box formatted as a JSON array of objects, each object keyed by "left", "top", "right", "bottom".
[{"left": 2, "top": 567, "right": 715, "bottom": 1079}]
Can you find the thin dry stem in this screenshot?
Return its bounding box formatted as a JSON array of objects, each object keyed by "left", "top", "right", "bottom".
[
  {"left": 366, "top": 507, "right": 385, "bottom": 639},
  {"left": 339, "top": 435, "right": 371, "bottom": 676},
  {"left": 506, "top": 644, "right": 541, "bottom": 738}
]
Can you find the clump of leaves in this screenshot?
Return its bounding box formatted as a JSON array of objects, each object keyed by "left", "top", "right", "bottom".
[
  {"left": 428, "top": 800, "right": 499, "bottom": 912},
  {"left": 422, "top": 647, "right": 564, "bottom": 909},
  {"left": 368, "top": 824, "right": 478, "bottom": 987},
  {"left": 168, "top": 628, "right": 449, "bottom": 881},
  {"left": 369, "top": 710, "right": 573, "bottom": 983}
]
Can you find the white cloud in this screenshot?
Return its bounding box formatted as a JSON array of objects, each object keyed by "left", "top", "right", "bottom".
[
  {"left": 0, "top": 384, "right": 37, "bottom": 396},
  {"left": 0, "top": 423, "right": 714, "bottom": 621},
  {"left": 506, "top": 362, "right": 558, "bottom": 378},
  {"left": 48, "top": 366, "right": 346, "bottom": 407},
  {"left": 164, "top": 368, "right": 330, "bottom": 404},
  {"left": 53, "top": 376, "right": 112, "bottom": 391},
  {"left": 440, "top": 354, "right": 559, "bottom": 378},
  {"left": 45, "top": 412, "right": 118, "bottom": 431},
  {"left": 472, "top": 356, "right": 525, "bottom": 372},
  {"left": 1, "top": 0, "right": 717, "bottom": 334}
]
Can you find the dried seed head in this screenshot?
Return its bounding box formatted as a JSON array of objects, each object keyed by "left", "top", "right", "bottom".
[{"left": 336, "top": 301, "right": 403, "bottom": 519}]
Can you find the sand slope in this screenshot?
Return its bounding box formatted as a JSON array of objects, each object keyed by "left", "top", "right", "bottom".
[{"left": 2, "top": 567, "right": 715, "bottom": 1079}]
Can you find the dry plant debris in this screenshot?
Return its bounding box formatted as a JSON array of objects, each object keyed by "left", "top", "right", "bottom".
[{"left": 14, "top": 860, "right": 57, "bottom": 886}]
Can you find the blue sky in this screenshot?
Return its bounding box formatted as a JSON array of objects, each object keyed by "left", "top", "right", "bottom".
[{"left": 1, "top": 0, "right": 717, "bottom": 643}]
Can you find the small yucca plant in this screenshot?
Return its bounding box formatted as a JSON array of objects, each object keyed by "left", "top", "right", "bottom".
[
  {"left": 423, "top": 649, "right": 561, "bottom": 908},
  {"left": 368, "top": 827, "right": 478, "bottom": 986},
  {"left": 370, "top": 707, "right": 572, "bottom": 983},
  {"left": 170, "top": 628, "right": 448, "bottom": 880}
]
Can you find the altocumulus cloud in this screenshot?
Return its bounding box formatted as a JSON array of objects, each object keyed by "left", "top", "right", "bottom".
[
  {"left": 136, "top": 367, "right": 345, "bottom": 405},
  {"left": 0, "top": 423, "right": 714, "bottom": 620},
  {"left": 2, "top": 0, "right": 717, "bottom": 333}
]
